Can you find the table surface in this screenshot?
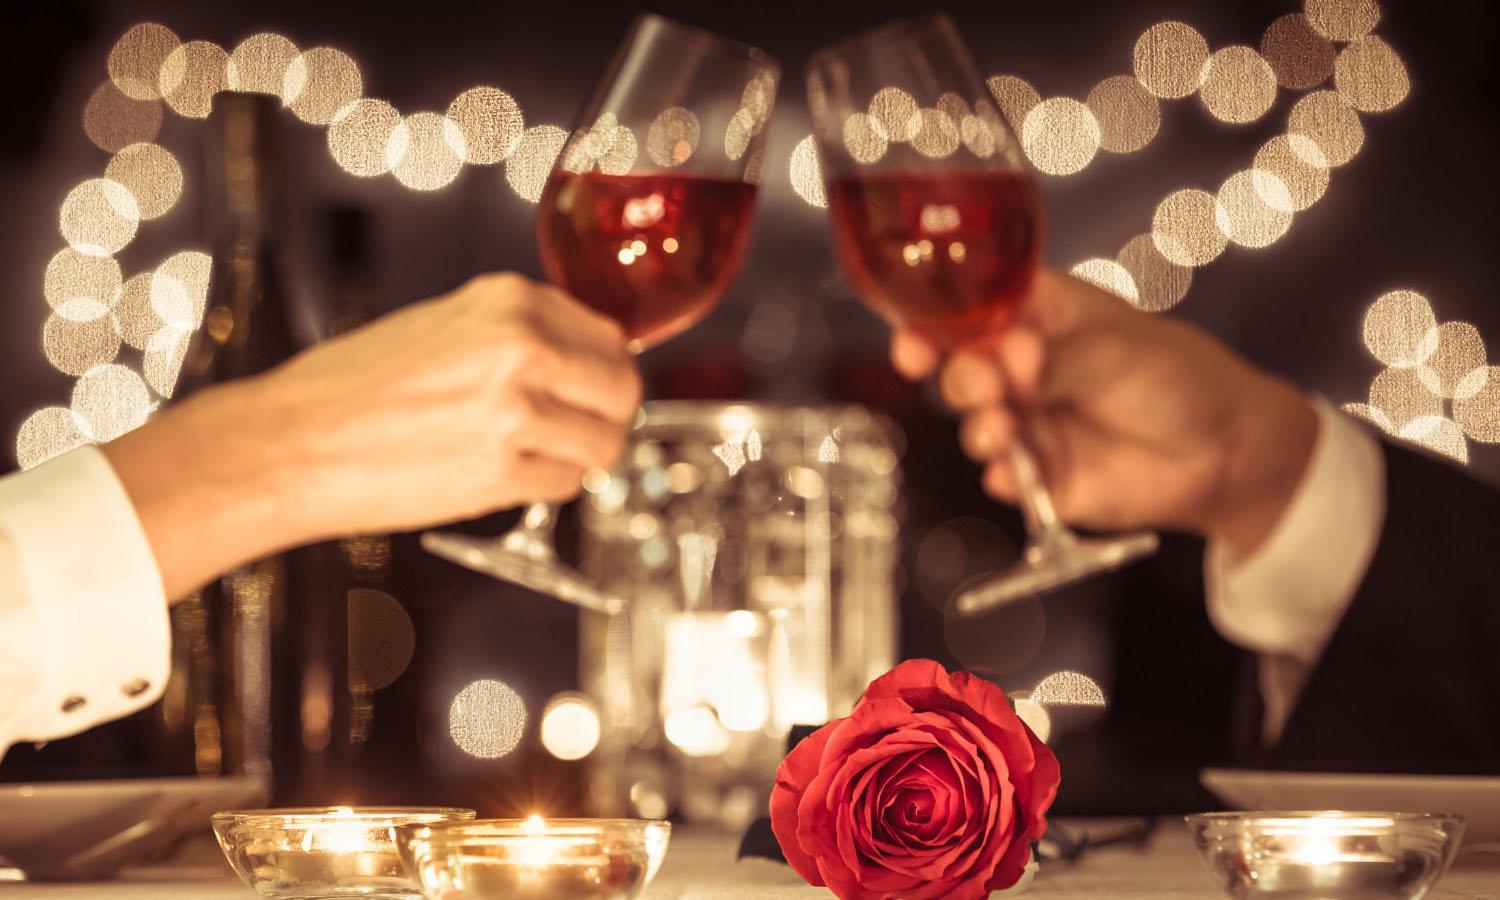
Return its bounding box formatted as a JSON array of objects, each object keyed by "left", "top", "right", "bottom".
[{"left": 1, "top": 828, "right": 1495, "bottom": 898}]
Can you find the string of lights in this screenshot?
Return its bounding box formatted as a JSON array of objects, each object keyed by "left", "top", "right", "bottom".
[{"left": 16, "top": 0, "right": 1498, "bottom": 474}]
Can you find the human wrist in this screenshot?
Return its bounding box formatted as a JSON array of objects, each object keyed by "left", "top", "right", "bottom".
[
  {"left": 102, "top": 375, "right": 312, "bottom": 599},
  {"left": 1206, "top": 374, "right": 1320, "bottom": 560}
]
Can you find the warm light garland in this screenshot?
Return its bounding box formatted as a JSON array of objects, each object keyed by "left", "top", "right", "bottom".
[{"left": 17, "top": 1, "right": 1492, "bottom": 471}]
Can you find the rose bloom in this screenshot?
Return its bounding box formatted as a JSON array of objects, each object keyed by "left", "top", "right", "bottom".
[{"left": 771, "top": 659, "right": 1059, "bottom": 900}]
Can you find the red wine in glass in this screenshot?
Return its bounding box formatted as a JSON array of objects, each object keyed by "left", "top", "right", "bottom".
[
  {"left": 828, "top": 171, "right": 1043, "bottom": 351},
  {"left": 424, "top": 14, "right": 777, "bottom": 612},
  {"left": 538, "top": 171, "right": 758, "bottom": 351}
]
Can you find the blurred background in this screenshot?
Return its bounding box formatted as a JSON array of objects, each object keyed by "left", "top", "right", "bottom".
[{"left": 1, "top": 0, "right": 1495, "bottom": 824}]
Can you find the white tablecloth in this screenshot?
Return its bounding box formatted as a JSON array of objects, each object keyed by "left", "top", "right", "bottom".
[{"left": 1, "top": 829, "right": 1496, "bottom": 898}]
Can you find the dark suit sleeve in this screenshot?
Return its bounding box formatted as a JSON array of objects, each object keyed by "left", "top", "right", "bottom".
[{"left": 1265, "top": 441, "right": 1500, "bottom": 773}]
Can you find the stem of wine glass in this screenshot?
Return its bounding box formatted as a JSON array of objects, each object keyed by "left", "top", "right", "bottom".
[
  {"left": 1006, "top": 441, "right": 1077, "bottom": 554},
  {"left": 505, "top": 501, "right": 558, "bottom": 553}
]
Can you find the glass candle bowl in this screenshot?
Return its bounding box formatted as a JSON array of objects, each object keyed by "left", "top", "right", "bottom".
[
  {"left": 395, "top": 817, "right": 672, "bottom": 900},
  {"left": 212, "top": 806, "right": 476, "bottom": 899},
  {"left": 1186, "top": 811, "right": 1465, "bottom": 900}
]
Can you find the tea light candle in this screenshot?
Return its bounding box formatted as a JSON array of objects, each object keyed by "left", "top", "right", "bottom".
[
  {"left": 1184, "top": 811, "right": 1463, "bottom": 900},
  {"left": 1255, "top": 816, "right": 1405, "bottom": 894},
  {"left": 396, "top": 816, "right": 671, "bottom": 900},
  {"left": 212, "top": 806, "right": 475, "bottom": 900}
]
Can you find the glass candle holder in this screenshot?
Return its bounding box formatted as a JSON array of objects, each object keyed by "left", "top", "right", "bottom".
[
  {"left": 395, "top": 817, "right": 671, "bottom": 900},
  {"left": 1185, "top": 811, "right": 1465, "bottom": 900},
  {"left": 212, "top": 806, "right": 475, "bottom": 899}
]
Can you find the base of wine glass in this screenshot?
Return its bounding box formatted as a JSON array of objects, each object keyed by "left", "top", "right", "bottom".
[
  {"left": 953, "top": 531, "right": 1158, "bottom": 617},
  {"left": 421, "top": 530, "right": 624, "bottom": 615}
]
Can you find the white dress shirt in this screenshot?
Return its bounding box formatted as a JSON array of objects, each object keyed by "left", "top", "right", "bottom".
[
  {"left": 0, "top": 446, "right": 169, "bottom": 757},
  {"left": 1203, "top": 398, "right": 1387, "bottom": 745}
]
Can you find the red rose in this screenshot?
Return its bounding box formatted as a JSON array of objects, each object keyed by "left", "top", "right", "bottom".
[{"left": 770, "top": 659, "right": 1059, "bottom": 900}]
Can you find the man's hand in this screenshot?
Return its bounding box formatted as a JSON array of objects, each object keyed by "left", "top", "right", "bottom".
[
  {"left": 105, "top": 273, "right": 641, "bottom": 598},
  {"left": 893, "top": 269, "right": 1319, "bottom": 558}
]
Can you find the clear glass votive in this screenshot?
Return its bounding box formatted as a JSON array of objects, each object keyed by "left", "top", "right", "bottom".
[
  {"left": 395, "top": 816, "right": 672, "bottom": 900},
  {"left": 1185, "top": 811, "right": 1465, "bottom": 900},
  {"left": 212, "top": 806, "right": 476, "bottom": 899}
]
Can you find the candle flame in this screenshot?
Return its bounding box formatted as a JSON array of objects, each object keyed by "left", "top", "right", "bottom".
[{"left": 523, "top": 814, "right": 546, "bottom": 835}]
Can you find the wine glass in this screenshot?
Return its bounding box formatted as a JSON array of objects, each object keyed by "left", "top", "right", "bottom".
[
  {"left": 806, "top": 13, "right": 1157, "bottom": 616},
  {"left": 423, "top": 15, "right": 778, "bottom": 613}
]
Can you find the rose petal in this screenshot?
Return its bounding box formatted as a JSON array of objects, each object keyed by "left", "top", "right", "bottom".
[{"left": 771, "top": 720, "right": 837, "bottom": 887}]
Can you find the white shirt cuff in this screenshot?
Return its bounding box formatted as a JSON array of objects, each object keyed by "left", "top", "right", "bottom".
[
  {"left": 1203, "top": 397, "right": 1386, "bottom": 743},
  {"left": 0, "top": 446, "right": 170, "bottom": 753}
]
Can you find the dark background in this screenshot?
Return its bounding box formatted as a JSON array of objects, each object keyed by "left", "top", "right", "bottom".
[{"left": 1, "top": 0, "right": 1495, "bottom": 815}]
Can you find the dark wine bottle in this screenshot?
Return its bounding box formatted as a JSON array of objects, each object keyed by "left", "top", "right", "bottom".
[{"left": 177, "top": 93, "right": 353, "bottom": 802}]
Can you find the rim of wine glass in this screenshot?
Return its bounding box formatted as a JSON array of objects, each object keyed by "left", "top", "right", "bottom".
[
  {"left": 807, "top": 10, "right": 964, "bottom": 65},
  {"left": 629, "top": 12, "right": 778, "bottom": 67}
]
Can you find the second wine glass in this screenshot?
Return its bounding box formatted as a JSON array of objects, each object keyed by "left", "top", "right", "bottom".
[
  {"left": 423, "top": 15, "right": 778, "bottom": 613},
  {"left": 807, "top": 14, "right": 1157, "bottom": 616}
]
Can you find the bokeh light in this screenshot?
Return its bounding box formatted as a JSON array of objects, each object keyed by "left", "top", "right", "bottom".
[
  {"left": 1254, "top": 135, "right": 1330, "bottom": 211},
  {"left": 112, "top": 271, "right": 164, "bottom": 349},
  {"left": 842, "top": 112, "right": 887, "bottom": 165},
  {"left": 448, "top": 678, "right": 527, "bottom": 759},
  {"left": 1070, "top": 258, "right": 1139, "bottom": 302},
  {"left": 1013, "top": 696, "right": 1052, "bottom": 743},
  {"left": 504, "top": 124, "right": 568, "bottom": 202},
  {"left": 1304, "top": 0, "right": 1381, "bottom": 42},
  {"left": 82, "top": 81, "right": 163, "bottom": 154},
  {"left": 1362, "top": 289, "right": 1437, "bottom": 368},
  {"left": 108, "top": 23, "right": 181, "bottom": 101},
  {"left": 936, "top": 91, "right": 970, "bottom": 125},
  {"left": 1341, "top": 402, "right": 1395, "bottom": 433},
  {"left": 1032, "top": 671, "right": 1107, "bottom": 707},
  {"left": 645, "top": 107, "right": 700, "bottom": 167},
  {"left": 15, "top": 407, "right": 90, "bottom": 470},
  {"left": 227, "top": 32, "right": 300, "bottom": 97},
  {"left": 60, "top": 178, "right": 140, "bottom": 257},
  {"left": 387, "top": 112, "right": 467, "bottom": 191},
  {"left": 1398, "top": 416, "right": 1468, "bottom": 464},
  {"left": 70, "top": 363, "right": 153, "bottom": 442},
  {"left": 539, "top": 693, "right": 602, "bottom": 761},
  {"left": 867, "top": 87, "right": 918, "bottom": 142},
  {"left": 104, "top": 143, "right": 183, "bottom": 220},
  {"left": 1369, "top": 365, "right": 1441, "bottom": 429},
  {"left": 1333, "top": 35, "right": 1410, "bottom": 113},
  {"left": 347, "top": 588, "right": 416, "bottom": 691},
  {"left": 909, "top": 108, "right": 961, "bottom": 159},
  {"left": 151, "top": 250, "right": 213, "bottom": 331},
  {"left": 1288, "top": 90, "right": 1364, "bottom": 167},
  {"left": 1455, "top": 367, "right": 1500, "bottom": 443},
  {"left": 1151, "top": 188, "right": 1228, "bottom": 267},
  {"left": 1216, "top": 169, "right": 1294, "bottom": 248},
  {"left": 960, "top": 114, "right": 999, "bottom": 158},
  {"left": 327, "top": 98, "right": 403, "bottom": 178},
  {"left": 158, "top": 40, "right": 229, "bottom": 119},
  {"left": 1417, "top": 322, "right": 1487, "bottom": 400},
  {"left": 1261, "top": 13, "right": 1336, "bottom": 91},
  {"left": 143, "top": 326, "right": 192, "bottom": 398},
  {"left": 986, "top": 74, "right": 1040, "bottom": 132},
  {"left": 43, "top": 301, "right": 121, "bottom": 376},
  {"left": 341, "top": 534, "right": 393, "bottom": 579},
  {"left": 447, "top": 86, "right": 524, "bottom": 165},
  {"left": 1132, "top": 21, "right": 1210, "bottom": 100},
  {"left": 284, "top": 48, "right": 363, "bottom": 126},
  {"left": 1021, "top": 97, "right": 1100, "bottom": 176},
  {"left": 790, "top": 135, "right": 826, "bottom": 209},
  {"left": 1199, "top": 46, "right": 1278, "bottom": 124},
  {"left": 44, "top": 249, "right": 122, "bottom": 316},
  {"left": 664, "top": 705, "right": 732, "bottom": 757},
  {"left": 1117, "top": 233, "right": 1192, "bottom": 312},
  {"left": 1085, "top": 75, "right": 1160, "bottom": 154}
]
